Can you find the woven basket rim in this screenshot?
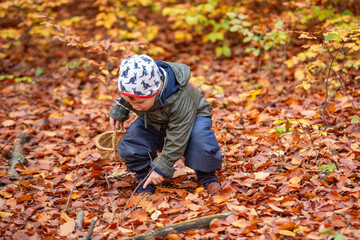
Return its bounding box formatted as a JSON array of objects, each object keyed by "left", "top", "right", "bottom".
[{"left": 95, "top": 130, "right": 125, "bottom": 151}]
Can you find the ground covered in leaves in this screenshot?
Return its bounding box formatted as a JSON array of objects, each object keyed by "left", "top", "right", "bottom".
[
  {"left": 1, "top": 1, "right": 360, "bottom": 239},
  {"left": 1, "top": 55, "right": 360, "bottom": 239}
]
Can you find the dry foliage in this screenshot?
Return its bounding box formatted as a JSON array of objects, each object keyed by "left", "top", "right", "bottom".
[{"left": 1, "top": 0, "right": 360, "bottom": 239}]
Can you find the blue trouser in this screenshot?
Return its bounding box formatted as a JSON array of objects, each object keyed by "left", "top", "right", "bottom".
[{"left": 118, "top": 116, "right": 222, "bottom": 174}]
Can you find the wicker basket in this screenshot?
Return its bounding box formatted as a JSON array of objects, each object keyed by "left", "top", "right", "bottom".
[{"left": 95, "top": 124, "right": 126, "bottom": 162}]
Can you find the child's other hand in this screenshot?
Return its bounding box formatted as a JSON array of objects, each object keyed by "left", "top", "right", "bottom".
[
  {"left": 110, "top": 117, "right": 120, "bottom": 130},
  {"left": 143, "top": 171, "right": 164, "bottom": 188}
]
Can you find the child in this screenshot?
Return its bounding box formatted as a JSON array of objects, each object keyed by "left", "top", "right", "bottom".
[{"left": 109, "top": 54, "right": 222, "bottom": 195}]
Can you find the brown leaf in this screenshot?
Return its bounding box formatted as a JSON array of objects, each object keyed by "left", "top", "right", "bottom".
[
  {"left": 59, "top": 218, "right": 75, "bottom": 236},
  {"left": 268, "top": 203, "right": 285, "bottom": 213}
]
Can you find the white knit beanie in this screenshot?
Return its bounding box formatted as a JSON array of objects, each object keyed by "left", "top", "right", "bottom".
[{"left": 118, "top": 54, "right": 162, "bottom": 98}]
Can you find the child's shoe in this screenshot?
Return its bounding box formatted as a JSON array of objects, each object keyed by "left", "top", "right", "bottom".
[
  {"left": 196, "top": 170, "right": 221, "bottom": 195},
  {"left": 135, "top": 171, "right": 156, "bottom": 194}
]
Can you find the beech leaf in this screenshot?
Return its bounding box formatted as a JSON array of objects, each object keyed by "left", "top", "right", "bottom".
[{"left": 59, "top": 219, "right": 75, "bottom": 236}]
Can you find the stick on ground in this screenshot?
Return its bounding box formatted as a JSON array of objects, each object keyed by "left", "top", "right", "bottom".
[
  {"left": 121, "top": 211, "right": 234, "bottom": 240},
  {"left": 75, "top": 210, "right": 85, "bottom": 231},
  {"left": 7, "top": 133, "right": 32, "bottom": 179},
  {"left": 80, "top": 217, "right": 97, "bottom": 240}
]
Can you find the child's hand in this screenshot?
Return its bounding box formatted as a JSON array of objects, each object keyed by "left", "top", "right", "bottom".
[
  {"left": 143, "top": 171, "right": 164, "bottom": 188},
  {"left": 110, "top": 117, "right": 121, "bottom": 130}
]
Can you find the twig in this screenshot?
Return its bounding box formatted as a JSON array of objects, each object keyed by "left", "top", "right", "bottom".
[
  {"left": 275, "top": 138, "right": 284, "bottom": 173},
  {"left": 337, "top": 73, "right": 358, "bottom": 111},
  {"left": 104, "top": 168, "right": 110, "bottom": 190},
  {"left": 0, "top": 137, "right": 14, "bottom": 152},
  {"left": 122, "top": 171, "right": 152, "bottom": 221},
  {"left": 80, "top": 217, "right": 98, "bottom": 240},
  {"left": 321, "top": 41, "right": 345, "bottom": 122},
  {"left": 84, "top": 205, "right": 102, "bottom": 219},
  {"left": 122, "top": 153, "right": 160, "bottom": 222},
  {"left": 62, "top": 177, "right": 79, "bottom": 212},
  {"left": 299, "top": 123, "right": 318, "bottom": 162},
  {"left": 282, "top": 27, "right": 295, "bottom": 82},
  {"left": 123, "top": 192, "right": 149, "bottom": 223},
  {"left": 66, "top": 205, "right": 105, "bottom": 213},
  {"left": 109, "top": 196, "right": 118, "bottom": 219}
]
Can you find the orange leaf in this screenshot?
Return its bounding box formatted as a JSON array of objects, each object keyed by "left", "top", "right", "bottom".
[
  {"left": 213, "top": 195, "right": 228, "bottom": 204},
  {"left": 60, "top": 212, "right": 71, "bottom": 222},
  {"left": 17, "top": 194, "right": 32, "bottom": 203},
  {"left": 278, "top": 230, "right": 295, "bottom": 237},
  {"left": 20, "top": 170, "right": 37, "bottom": 175},
  {"left": 130, "top": 210, "right": 147, "bottom": 222},
  {"left": 38, "top": 213, "right": 50, "bottom": 222},
  {"left": 165, "top": 234, "right": 182, "bottom": 240},
  {"left": 1, "top": 191, "right": 12, "bottom": 198}
]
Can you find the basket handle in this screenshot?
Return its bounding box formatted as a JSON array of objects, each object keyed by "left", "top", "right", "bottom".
[{"left": 112, "top": 123, "right": 124, "bottom": 157}]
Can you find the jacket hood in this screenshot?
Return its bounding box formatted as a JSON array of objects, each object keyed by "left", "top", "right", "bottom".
[{"left": 159, "top": 61, "right": 191, "bottom": 87}]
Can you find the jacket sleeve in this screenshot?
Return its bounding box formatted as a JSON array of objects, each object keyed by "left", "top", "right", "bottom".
[
  {"left": 150, "top": 87, "right": 197, "bottom": 177},
  {"left": 109, "top": 98, "right": 130, "bottom": 122}
]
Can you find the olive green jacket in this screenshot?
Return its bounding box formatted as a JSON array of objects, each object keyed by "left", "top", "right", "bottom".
[{"left": 109, "top": 61, "right": 212, "bottom": 177}]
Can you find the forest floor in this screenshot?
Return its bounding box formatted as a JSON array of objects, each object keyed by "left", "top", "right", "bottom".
[{"left": 1, "top": 6, "right": 360, "bottom": 240}]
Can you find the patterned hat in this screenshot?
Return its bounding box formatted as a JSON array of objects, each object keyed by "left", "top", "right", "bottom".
[{"left": 118, "top": 54, "right": 162, "bottom": 98}]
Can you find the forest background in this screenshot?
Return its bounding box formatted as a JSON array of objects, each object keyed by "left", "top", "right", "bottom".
[{"left": 0, "top": 0, "right": 360, "bottom": 239}]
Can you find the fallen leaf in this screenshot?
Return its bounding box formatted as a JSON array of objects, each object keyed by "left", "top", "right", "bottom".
[
  {"left": 38, "top": 213, "right": 50, "bottom": 222},
  {"left": 43, "top": 131, "right": 57, "bottom": 137},
  {"left": 289, "top": 176, "right": 302, "bottom": 185},
  {"left": 226, "top": 203, "right": 249, "bottom": 214},
  {"left": 17, "top": 194, "right": 32, "bottom": 203},
  {"left": 165, "top": 233, "right": 182, "bottom": 240},
  {"left": 0, "top": 212, "right": 13, "bottom": 218},
  {"left": 231, "top": 218, "right": 249, "bottom": 228},
  {"left": 65, "top": 173, "right": 74, "bottom": 182},
  {"left": 103, "top": 211, "right": 114, "bottom": 222},
  {"left": 151, "top": 210, "right": 161, "bottom": 221},
  {"left": 60, "top": 212, "right": 71, "bottom": 222},
  {"left": 1, "top": 192, "right": 12, "bottom": 198},
  {"left": 268, "top": 203, "right": 285, "bottom": 213},
  {"left": 254, "top": 172, "right": 270, "bottom": 180},
  {"left": 279, "top": 230, "right": 295, "bottom": 237},
  {"left": 130, "top": 210, "right": 147, "bottom": 222},
  {"left": 117, "top": 227, "right": 133, "bottom": 234},
  {"left": 213, "top": 195, "right": 228, "bottom": 204},
  {"left": 59, "top": 218, "right": 75, "bottom": 236},
  {"left": 2, "top": 120, "right": 15, "bottom": 127}
]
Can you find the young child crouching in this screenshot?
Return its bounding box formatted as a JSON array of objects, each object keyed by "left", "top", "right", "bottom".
[{"left": 109, "top": 54, "right": 222, "bottom": 194}]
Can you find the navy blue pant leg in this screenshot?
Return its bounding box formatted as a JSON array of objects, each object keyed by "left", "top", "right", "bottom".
[
  {"left": 118, "top": 118, "right": 165, "bottom": 172},
  {"left": 184, "top": 117, "right": 222, "bottom": 172}
]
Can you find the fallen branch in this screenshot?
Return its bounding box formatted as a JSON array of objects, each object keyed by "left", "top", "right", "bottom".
[
  {"left": 7, "top": 133, "right": 32, "bottom": 180},
  {"left": 75, "top": 210, "right": 85, "bottom": 231},
  {"left": 121, "top": 211, "right": 234, "bottom": 240},
  {"left": 80, "top": 217, "right": 97, "bottom": 240}
]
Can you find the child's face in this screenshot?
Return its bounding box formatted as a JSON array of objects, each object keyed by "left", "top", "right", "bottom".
[{"left": 121, "top": 95, "right": 156, "bottom": 111}]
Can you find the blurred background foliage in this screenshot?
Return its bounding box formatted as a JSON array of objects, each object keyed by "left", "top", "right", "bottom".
[{"left": 0, "top": 0, "right": 359, "bottom": 93}]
